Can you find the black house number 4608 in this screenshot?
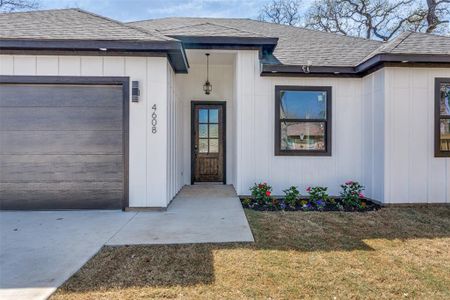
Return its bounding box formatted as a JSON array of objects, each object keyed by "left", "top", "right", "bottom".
[{"left": 151, "top": 104, "right": 157, "bottom": 134}]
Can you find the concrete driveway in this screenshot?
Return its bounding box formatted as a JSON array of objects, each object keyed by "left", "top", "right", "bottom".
[
  {"left": 0, "top": 185, "right": 253, "bottom": 300},
  {"left": 0, "top": 211, "right": 136, "bottom": 300}
]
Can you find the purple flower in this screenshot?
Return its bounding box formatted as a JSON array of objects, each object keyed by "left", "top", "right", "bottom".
[
  {"left": 280, "top": 202, "right": 286, "bottom": 210},
  {"left": 317, "top": 200, "right": 325, "bottom": 207}
]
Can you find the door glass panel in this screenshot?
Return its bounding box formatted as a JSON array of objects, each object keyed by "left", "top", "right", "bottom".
[
  {"left": 209, "top": 139, "right": 219, "bottom": 153},
  {"left": 209, "top": 124, "right": 218, "bottom": 138},
  {"left": 199, "top": 124, "right": 208, "bottom": 138},
  {"left": 209, "top": 109, "right": 219, "bottom": 123},
  {"left": 199, "top": 139, "right": 208, "bottom": 153},
  {"left": 199, "top": 109, "right": 208, "bottom": 123}
]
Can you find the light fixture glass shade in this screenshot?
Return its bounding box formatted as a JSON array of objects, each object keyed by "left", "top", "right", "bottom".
[
  {"left": 203, "top": 80, "right": 212, "bottom": 95},
  {"left": 203, "top": 53, "right": 212, "bottom": 95}
]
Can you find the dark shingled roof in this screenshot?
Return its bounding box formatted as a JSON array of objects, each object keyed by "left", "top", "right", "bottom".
[
  {"left": 361, "top": 31, "right": 450, "bottom": 63},
  {"left": 130, "top": 17, "right": 383, "bottom": 67},
  {"left": 159, "top": 22, "right": 271, "bottom": 38},
  {"left": 1, "top": 9, "right": 448, "bottom": 71},
  {"left": 0, "top": 8, "right": 172, "bottom": 41}
]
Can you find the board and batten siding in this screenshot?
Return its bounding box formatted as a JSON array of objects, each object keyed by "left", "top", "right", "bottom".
[
  {"left": 234, "top": 51, "right": 365, "bottom": 196},
  {"left": 166, "top": 62, "right": 184, "bottom": 203},
  {"left": 0, "top": 55, "right": 170, "bottom": 208},
  {"left": 384, "top": 67, "right": 450, "bottom": 204},
  {"left": 362, "top": 69, "right": 385, "bottom": 202}
]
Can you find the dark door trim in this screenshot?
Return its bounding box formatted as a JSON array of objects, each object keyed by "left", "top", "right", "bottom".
[
  {"left": 0, "top": 75, "right": 130, "bottom": 210},
  {"left": 191, "top": 101, "right": 226, "bottom": 185}
]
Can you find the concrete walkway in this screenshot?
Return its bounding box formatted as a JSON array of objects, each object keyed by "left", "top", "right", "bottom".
[
  {"left": 0, "top": 185, "right": 253, "bottom": 300},
  {"left": 108, "top": 185, "right": 254, "bottom": 245}
]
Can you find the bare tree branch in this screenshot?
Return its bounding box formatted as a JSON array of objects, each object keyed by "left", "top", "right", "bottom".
[
  {"left": 258, "top": 0, "right": 302, "bottom": 26},
  {"left": 304, "top": 0, "right": 449, "bottom": 40}
]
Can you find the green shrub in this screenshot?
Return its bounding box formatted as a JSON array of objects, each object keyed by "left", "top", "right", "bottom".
[
  {"left": 283, "top": 186, "right": 300, "bottom": 208},
  {"left": 306, "top": 186, "right": 329, "bottom": 208},
  {"left": 340, "top": 181, "right": 365, "bottom": 208},
  {"left": 250, "top": 182, "right": 272, "bottom": 204}
]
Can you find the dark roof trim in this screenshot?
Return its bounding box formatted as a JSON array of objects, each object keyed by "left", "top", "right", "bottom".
[
  {"left": 355, "top": 53, "right": 450, "bottom": 73},
  {"left": 261, "top": 64, "right": 358, "bottom": 77},
  {"left": 0, "top": 39, "right": 189, "bottom": 73},
  {"left": 168, "top": 35, "right": 278, "bottom": 52},
  {"left": 261, "top": 53, "right": 450, "bottom": 77}
]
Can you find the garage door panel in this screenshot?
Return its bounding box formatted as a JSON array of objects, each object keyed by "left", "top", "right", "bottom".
[
  {"left": 0, "top": 131, "right": 123, "bottom": 155},
  {"left": 0, "top": 189, "right": 123, "bottom": 210},
  {"left": 0, "top": 79, "right": 127, "bottom": 210},
  {"left": 0, "top": 155, "right": 124, "bottom": 182},
  {"left": 0, "top": 107, "right": 123, "bottom": 131},
  {"left": 0, "top": 85, "right": 123, "bottom": 107}
]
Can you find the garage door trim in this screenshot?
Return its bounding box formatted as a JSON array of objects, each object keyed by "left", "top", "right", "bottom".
[{"left": 0, "top": 75, "right": 130, "bottom": 210}]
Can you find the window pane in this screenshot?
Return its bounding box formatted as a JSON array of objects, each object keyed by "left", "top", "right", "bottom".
[
  {"left": 209, "top": 109, "right": 219, "bottom": 123},
  {"left": 209, "top": 139, "right": 219, "bottom": 153},
  {"left": 440, "top": 83, "right": 450, "bottom": 116},
  {"left": 199, "top": 124, "right": 208, "bottom": 138},
  {"left": 199, "top": 139, "right": 208, "bottom": 153},
  {"left": 281, "top": 122, "right": 326, "bottom": 151},
  {"left": 280, "top": 90, "right": 327, "bottom": 119},
  {"left": 441, "top": 119, "right": 450, "bottom": 151},
  {"left": 199, "top": 109, "right": 208, "bottom": 123},
  {"left": 209, "top": 124, "right": 218, "bottom": 138}
]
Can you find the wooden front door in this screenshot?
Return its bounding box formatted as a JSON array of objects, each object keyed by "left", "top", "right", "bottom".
[{"left": 192, "top": 102, "right": 226, "bottom": 183}]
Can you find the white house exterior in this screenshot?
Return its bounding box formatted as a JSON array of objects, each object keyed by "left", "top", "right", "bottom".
[{"left": 0, "top": 9, "right": 449, "bottom": 210}]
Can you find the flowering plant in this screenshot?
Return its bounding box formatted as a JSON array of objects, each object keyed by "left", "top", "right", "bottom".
[
  {"left": 250, "top": 182, "right": 272, "bottom": 204},
  {"left": 283, "top": 186, "right": 300, "bottom": 208},
  {"left": 340, "top": 181, "right": 365, "bottom": 208},
  {"left": 306, "top": 186, "right": 329, "bottom": 208}
]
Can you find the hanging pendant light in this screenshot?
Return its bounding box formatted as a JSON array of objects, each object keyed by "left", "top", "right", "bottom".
[{"left": 203, "top": 53, "right": 212, "bottom": 95}]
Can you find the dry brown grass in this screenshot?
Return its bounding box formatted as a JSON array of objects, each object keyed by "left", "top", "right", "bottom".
[{"left": 52, "top": 207, "right": 450, "bottom": 300}]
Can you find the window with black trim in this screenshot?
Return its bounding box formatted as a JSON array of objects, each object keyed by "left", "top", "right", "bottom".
[
  {"left": 436, "top": 78, "right": 450, "bottom": 157},
  {"left": 275, "top": 86, "right": 332, "bottom": 156}
]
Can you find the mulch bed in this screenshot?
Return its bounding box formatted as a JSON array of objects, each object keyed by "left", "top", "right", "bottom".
[{"left": 240, "top": 197, "right": 381, "bottom": 212}]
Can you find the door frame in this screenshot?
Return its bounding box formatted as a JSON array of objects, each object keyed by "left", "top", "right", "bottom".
[
  {"left": 191, "top": 101, "right": 226, "bottom": 185},
  {"left": 0, "top": 75, "right": 130, "bottom": 210}
]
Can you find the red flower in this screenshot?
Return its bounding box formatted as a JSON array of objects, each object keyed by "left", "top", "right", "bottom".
[
  {"left": 359, "top": 193, "right": 365, "bottom": 198},
  {"left": 265, "top": 191, "right": 271, "bottom": 197},
  {"left": 345, "top": 180, "right": 353, "bottom": 185},
  {"left": 306, "top": 187, "right": 311, "bottom": 192},
  {"left": 258, "top": 184, "right": 263, "bottom": 189}
]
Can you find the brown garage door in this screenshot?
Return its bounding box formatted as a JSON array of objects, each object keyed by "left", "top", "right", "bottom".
[{"left": 0, "top": 76, "right": 129, "bottom": 210}]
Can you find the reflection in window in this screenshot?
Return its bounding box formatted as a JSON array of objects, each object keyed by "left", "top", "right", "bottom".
[
  {"left": 281, "top": 122, "right": 325, "bottom": 151},
  {"left": 275, "top": 86, "right": 331, "bottom": 156},
  {"left": 437, "top": 80, "right": 450, "bottom": 156},
  {"left": 199, "top": 138, "right": 208, "bottom": 153},
  {"left": 209, "top": 139, "right": 219, "bottom": 153},
  {"left": 199, "top": 109, "right": 208, "bottom": 123},
  {"left": 209, "top": 109, "right": 219, "bottom": 123}
]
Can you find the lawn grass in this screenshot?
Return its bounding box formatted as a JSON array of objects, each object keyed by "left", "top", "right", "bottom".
[{"left": 51, "top": 206, "right": 450, "bottom": 299}]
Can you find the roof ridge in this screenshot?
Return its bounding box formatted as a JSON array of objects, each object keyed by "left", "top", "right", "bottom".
[
  {"left": 388, "top": 31, "right": 414, "bottom": 52},
  {"left": 203, "top": 21, "right": 271, "bottom": 37},
  {"left": 71, "top": 8, "right": 173, "bottom": 41},
  {"left": 156, "top": 21, "right": 270, "bottom": 38}
]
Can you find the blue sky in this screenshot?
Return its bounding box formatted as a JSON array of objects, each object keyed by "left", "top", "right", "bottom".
[{"left": 38, "top": 0, "right": 274, "bottom": 22}]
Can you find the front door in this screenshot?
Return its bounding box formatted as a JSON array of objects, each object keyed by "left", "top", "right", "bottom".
[{"left": 192, "top": 102, "right": 226, "bottom": 183}]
